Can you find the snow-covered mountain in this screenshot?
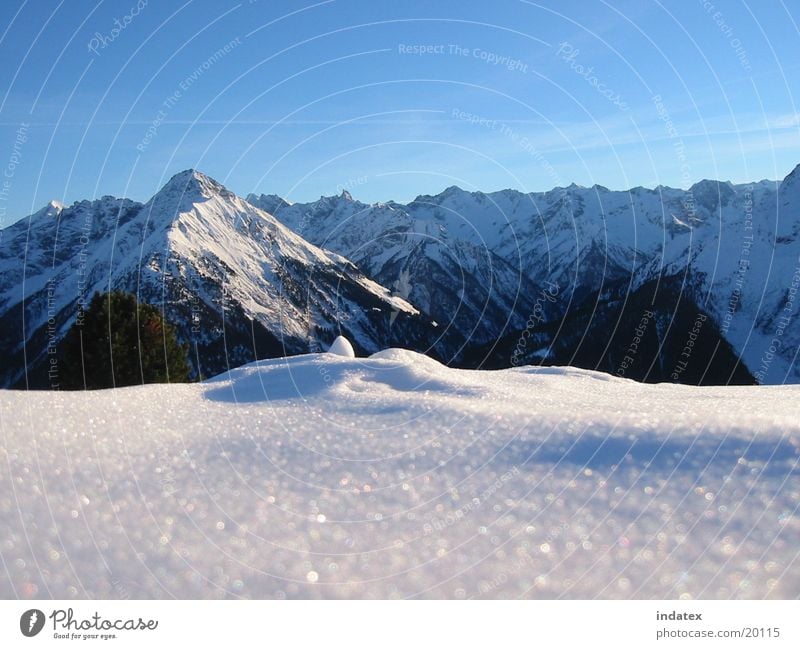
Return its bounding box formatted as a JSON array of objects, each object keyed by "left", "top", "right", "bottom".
[
  {"left": 3, "top": 165, "right": 798, "bottom": 388},
  {"left": 254, "top": 189, "right": 546, "bottom": 348},
  {"left": 0, "top": 170, "right": 441, "bottom": 388},
  {"left": 251, "top": 168, "right": 798, "bottom": 383}
]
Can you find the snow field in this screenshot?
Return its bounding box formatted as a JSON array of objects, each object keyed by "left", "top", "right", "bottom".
[{"left": 1, "top": 349, "right": 798, "bottom": 598}]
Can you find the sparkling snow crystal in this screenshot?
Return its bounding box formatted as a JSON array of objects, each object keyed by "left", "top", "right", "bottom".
[{"left": 1, "top": 351, "right": 798, "bottom": 598}]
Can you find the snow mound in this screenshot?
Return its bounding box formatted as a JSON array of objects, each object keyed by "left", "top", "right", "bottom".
[
  {"left": 203, "top": 350, "right": 480, "bottom": 403},
  {"left": 370, "top": 347, "right": 441, "bottom": 364},
  {"left": 1, "top": 354, "right": 799, "bottom": 599},
  {"left": 328, "top": 335, "right": 355, "bottom": 357}
]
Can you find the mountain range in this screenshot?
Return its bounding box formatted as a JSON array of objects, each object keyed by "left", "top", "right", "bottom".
[
  {"left": 2, "top": 165, "right": 799, "bottom": 388},
  {"left": 0, "top": 171, "right": 442, "bottom": 388}
]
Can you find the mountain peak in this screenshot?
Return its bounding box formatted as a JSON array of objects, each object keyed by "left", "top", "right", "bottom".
[
  {"left": 689, "top": 179, "right": 736, "bottom": 209},
  {"left": 411, "top": 185, "right": 468, "bottom": 204},
  {"left": 439, "top": 185, "right": 467, "bottom": 199},
  {"left": 689, "top": 178, "right": 729, "bottom": 191},
  {"left": 43, "top": 199, "right": 64, "bottom": 214},
  {"left": 145, "top": 170, "right": 237, "bottom": 221},
  {"left": 781, "top": 163, "right": 800, "bottom": 192},
  {"left": 245, "top": 192, "right": 292, "bottom": 214},
  {"left": 161, "top": 169, "right": 226, "bottom": 196},
  {"left": 27, "top": 199, "right": 64, "bottom": 222},
  {"left": 313, "top": 190, "right": 363, "bottom": 207}
]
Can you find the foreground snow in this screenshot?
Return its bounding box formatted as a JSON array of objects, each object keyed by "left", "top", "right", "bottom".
[{"left": 1, "top": 350, "right": 798, "bottom": 598}]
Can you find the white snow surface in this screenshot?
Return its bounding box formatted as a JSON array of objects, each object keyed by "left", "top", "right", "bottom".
[
  {"left": 328, "top": 335, "right": 355, "bottom": 357},
  {"left": 1, "top": 351, "right": 798, "bottom": 599}
]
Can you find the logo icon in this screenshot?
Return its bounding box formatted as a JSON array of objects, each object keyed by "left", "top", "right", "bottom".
[{"left": 20, "top": 609, "right": 45, "bottom": 637}]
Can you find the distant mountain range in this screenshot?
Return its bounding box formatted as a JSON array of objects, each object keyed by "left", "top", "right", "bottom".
[{"left": 2, "top": 165, "right": 799, "bottom": 388}]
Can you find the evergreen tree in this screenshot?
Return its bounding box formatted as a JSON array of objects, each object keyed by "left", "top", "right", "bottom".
[{"left": 60, "top": 291, "right": 191, "bottom": 389}]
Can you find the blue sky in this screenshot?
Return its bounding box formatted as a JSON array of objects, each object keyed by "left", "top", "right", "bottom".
[{"left": 0, "top": 0, "right": 799, "bottom": 221}]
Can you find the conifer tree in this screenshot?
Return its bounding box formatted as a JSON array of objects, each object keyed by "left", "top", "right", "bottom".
[{"left": 60, "top": 291, "right": 190, "bottom": 389}]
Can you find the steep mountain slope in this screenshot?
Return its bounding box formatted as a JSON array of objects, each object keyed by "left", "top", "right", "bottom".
[
  {"left": 0, "top": 171, "right": 442, "bottom": 388},
  {"left": 466, "top": 274, "right": 755, "bottom": 385},
  {"left": 250, "top": 170, "right": 797, "bottom": 383},
  {"left": 256, "top": 190, "right": 554, "bottom": 348}
]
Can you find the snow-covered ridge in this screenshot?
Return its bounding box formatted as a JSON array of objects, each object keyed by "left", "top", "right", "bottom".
[
  {"left": 247, "top": 165, "right": 800, "bottom": 383},
  {"left": 3, "top": 164, "right": 800, "bottom": 387}
]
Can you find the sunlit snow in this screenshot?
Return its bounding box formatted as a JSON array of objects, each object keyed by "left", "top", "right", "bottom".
[
  {"left": 327, "top": 336, "right": 356, "bottom": 358},
  {"left": 1, "top": 350, "right": 798, "bottom": 598}
]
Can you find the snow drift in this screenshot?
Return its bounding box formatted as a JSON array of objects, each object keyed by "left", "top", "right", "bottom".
[{"left": 1, "top": 349, "right": 798, "bottom": 598}]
